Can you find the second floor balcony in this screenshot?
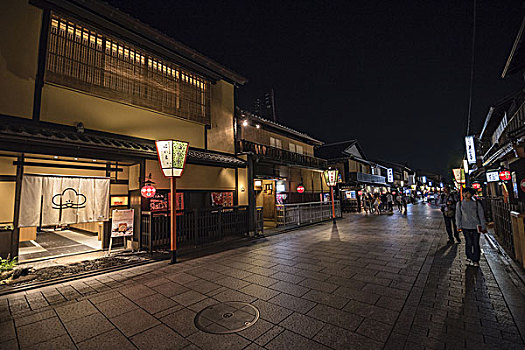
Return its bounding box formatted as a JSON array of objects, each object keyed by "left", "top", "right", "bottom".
[
  {"left": 348, "top": 172, "right": 386, "bottom": 185},
  {"left": 237, "top": 139, "right": 327, "bottom": 169}
]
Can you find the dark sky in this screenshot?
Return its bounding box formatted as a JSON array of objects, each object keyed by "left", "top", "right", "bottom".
[{"left": 107, "top": 0, "right": 524, "bottom": 175}]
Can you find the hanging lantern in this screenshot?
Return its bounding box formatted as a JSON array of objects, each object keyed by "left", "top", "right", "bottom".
[
  {"left": 141, "top": 175, "right": 156, "bottom": 198},
  {"left": 499, "top": 170, "right": 511, "bottom": 181}
]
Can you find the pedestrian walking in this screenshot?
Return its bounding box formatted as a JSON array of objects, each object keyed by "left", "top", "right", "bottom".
[
  {"left": 439, "top": 186, "right": 460, "bottom": 244},
  {"left": 396, "top": 193, "right": 403, "bottom": 212},
  {"left": 361, "top": 194, "right": 369, "bottom": 214},
  {"left": 456, "top": 187, "right": 487, "bottom": 267},
  {"left": 402, "top": 194, "right": 408, "bottom": 213},
  {"left": 380, "top": 193, "right": 387, "bottom": 212},
  {"left": 386, "top": 192, "right": 394, "bottom": 212},
  {"left": 373, "top": 194, "right": 381, "bottom": 215}
]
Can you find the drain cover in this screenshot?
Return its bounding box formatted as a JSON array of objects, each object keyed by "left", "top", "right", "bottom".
[{"left": 194, "top": 302, "right": 259, "bottom": 334}]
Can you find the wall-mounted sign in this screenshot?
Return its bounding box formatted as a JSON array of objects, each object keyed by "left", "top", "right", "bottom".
[
  {"left": 155, "top": 140, "right": 189, "bottom": 177},
  {"left": 452, "top": 169, "right": 465, "bottom": 184},
  {"left": 486, "top": 171, "right": 499, "bottom": 182},
  {"left": 421, "top": 176, "right": 427, "bottom": 184},
  {"left": 472, "top": 183, "right": 481, "bottom": 189},
  {"left": 499, "top": 170, "right": 511, "bottom": 181},
  {"left": 387, "top": 168, "right": 394, "bottom": 183},
  {"left": 465, "top": 136, "right": 476, "bottom": 164},
  {"left": 357, "top": 190, "right": 363, "bottom": 196},
  {"left": 276, "top": 182, "right": 286, "bottom": 193},
  {"left": 511, "top": 172, "right": 519, "bottom": 197},
  {"left": 296, "top": 185, "right": 305, "bottom": 193},
  {"left": 337, "top": 173, "right": 343, "bottom": 183},
  {"left": 211, "top": 192, "right": 233, "bottom": 207}
]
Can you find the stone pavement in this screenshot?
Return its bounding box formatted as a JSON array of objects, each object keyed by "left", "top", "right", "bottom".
[{"left": 1, "top": 203, "right": 525, "bottom": 349}]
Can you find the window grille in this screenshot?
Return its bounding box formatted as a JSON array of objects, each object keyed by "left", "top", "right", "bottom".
[{"left": 46, "top": 14, "right": 211, "bottom": 125}]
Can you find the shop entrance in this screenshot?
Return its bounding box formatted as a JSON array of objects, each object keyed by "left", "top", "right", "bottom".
[
  {"left": 255, "top": 179, "right": 278, "bottom": 229},
  {"left": 17, "top": 174, "right": 110, "bottom": 261}
]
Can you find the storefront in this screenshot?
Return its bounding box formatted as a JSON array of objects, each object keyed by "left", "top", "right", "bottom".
[{"left": 0, "top": 116, "right": 245, "bottom": 261}]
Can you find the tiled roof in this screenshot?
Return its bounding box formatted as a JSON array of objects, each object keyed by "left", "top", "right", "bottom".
[
  {"left": 237, "top": 108, "right": 323, "bottom": 146},
  {"left": 0, "top": 115, "right": 245, "bottom": 168},
  {"left": 314, "top": 140, "right": 367, "bottom": 161}
]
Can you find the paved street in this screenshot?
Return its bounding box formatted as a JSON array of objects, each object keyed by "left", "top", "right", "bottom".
[{"left": 1, "top": 203, "right": 525, "bottom": 350}]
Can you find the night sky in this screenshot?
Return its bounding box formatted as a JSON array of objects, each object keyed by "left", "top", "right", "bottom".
[{"left": 107, "top": 0, "right": 524, "bottom": 176}]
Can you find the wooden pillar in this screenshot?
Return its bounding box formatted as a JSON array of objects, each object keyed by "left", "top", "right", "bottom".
[
  {"left": 170, "top": 177, "right": 177, "bottom": 263},
  {"left": 247, "top": 154, "right": 256, "bottom": 235},
  {"left": 11, "top": 154, "right": 24, "bottom": 258}
]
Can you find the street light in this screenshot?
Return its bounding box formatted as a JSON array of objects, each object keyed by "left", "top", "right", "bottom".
[{"left": 323, "top": 168, "right": 339, "bottom": 224}]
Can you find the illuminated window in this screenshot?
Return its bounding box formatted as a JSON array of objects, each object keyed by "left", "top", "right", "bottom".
[
  {"left": 270, "top": 137, "right": 282, "bottom": 149},
  {"left": 46, "top": 14, "right": 211, "bottom": 125}
]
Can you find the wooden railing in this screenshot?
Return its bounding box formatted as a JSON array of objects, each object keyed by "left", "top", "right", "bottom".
[
  {"left": 238, "top": 139, "right": 327, "bottom": 169},
  {"left": 486, "top": 197, "right": 525, "bottom": 258},
  {"left": 141, "top": 206, "right": 262, "bottom": 252},
  {"left": 276, "top": 201, "right": 341, "bottom": 228}
]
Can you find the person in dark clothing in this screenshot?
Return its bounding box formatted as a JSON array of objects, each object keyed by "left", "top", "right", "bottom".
[
  {"left": 456, "top": 187, "right": 487, "bottom": 267},
  {"left": 439, "top": 186, "right": 461, "bottom": 244}
]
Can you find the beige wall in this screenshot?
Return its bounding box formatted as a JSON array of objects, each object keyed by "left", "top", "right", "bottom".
[
  {"left": 241, "top": 125, "right": 315, "bottom": 156},
  {"left": 41, "top": 85, "right": 205, "bottom": 147},
  {"left": 0, "top": 156, "right": 17, "bottom": 223},
  {"left": 146, "top": 160, "right": 235, "bottom": 191},
  {"left": 0, "top": 0, "right": 41, "bottom": 119},
  {"left": 348, "top": 159, "right": 370, "bottom": 174},
  {"left": 237, "top": 167, "right": 248, "bottom": 205},
  {"left": 208, "top": 81, "right": 235, "bottom": 153},
  {"left": 287, "top": 168, "right": 324, "bottom": 193}
]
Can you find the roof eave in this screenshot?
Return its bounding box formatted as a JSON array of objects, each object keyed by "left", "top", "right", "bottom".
[
  {"left": 32, "top": 0, "right": 248, "bottom": 85},
  {"left": 502, "top": 16, "right": 525, "bottom": 78}
]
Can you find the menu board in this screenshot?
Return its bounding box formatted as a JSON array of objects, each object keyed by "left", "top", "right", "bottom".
[{"left": 111, "top": 209, "right": 134, "bottom": 237}]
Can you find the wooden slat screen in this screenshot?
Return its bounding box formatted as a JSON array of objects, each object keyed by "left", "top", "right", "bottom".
[{"left": 46, "top": 14, "right": 211, "bottom": 125}]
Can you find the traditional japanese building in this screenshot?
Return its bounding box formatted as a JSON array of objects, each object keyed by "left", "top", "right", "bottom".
[
  {"left": 235, "top": 109, "right": 331, "bottom": 228},
  {"left": 315, "top": 140, "right": 388, "bottom": 211},
  {"left": 0, "top": 0, "right": 249, "bottom": 260}
]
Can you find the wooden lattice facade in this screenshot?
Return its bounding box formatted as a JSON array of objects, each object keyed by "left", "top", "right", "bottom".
[{"left": 46, "top": 14, "right": 211, "bottom": 125}]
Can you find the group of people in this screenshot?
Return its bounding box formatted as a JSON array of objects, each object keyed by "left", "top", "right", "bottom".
[
  {"left": 439, "top": 185, "right": 486, "bottom": 267},
  {"left": 360, "top": 192, "right": 409, "bottom": 215}
]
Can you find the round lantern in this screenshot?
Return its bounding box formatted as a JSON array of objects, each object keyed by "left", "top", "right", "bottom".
[
  {"left": 296, "top": 185, "right": 305, "bottom": 193},
  {"left": 358, "top": 191, "right": 363, "bottom": 196},
  {"left": 141, "top": 177, "right": 156, "bottom": 198},
  {"left": 472, "top": 183, "right": 481, "bottom": 189},
  {"left": 499, "top": 170, "right": 511, "bottom": 181}
]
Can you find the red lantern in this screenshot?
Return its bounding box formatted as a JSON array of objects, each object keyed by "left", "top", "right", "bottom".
[
  {"left": 358, "top": 191, "right": 363, "bottom": 196},
  {"left": 141, "top": 183, "right": 156, "bottom": 198},
  {"left": 499, "top": 170, "right": 511, "bottom": 181},
  {"left": 472, "top": 183, "right": 481, "bottom": 189},
  {"left": 296, "top": 185, "right": 305, "bottom": 193}
]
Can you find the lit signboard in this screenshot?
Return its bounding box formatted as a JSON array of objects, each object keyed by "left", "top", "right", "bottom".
[
  {"left": 387, "top": 168, "right": 394, "bottom": 183},
  {"left": 156, "top": 140, "right": 189, "bottom": 178},
  {"left": 486, "top": 171, "right": 499, "bottom": 182},
  {"left": 323, "top": 168, "right": 339, "bottom": 187},
  {"left": 465, "top": 136, "right": 476, "bottom": 164}
]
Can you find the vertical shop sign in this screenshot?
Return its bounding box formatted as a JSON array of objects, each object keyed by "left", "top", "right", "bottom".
[
  {"left": 387, "top": 168, "right": 394, "bottom": 183},
  {"left": 465, "top": 136, "right": 476, "bottom": 164}
]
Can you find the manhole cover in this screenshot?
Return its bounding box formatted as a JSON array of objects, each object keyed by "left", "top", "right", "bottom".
[{"left": 194, "top": 302, "right": 259, "bottom": 334}]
